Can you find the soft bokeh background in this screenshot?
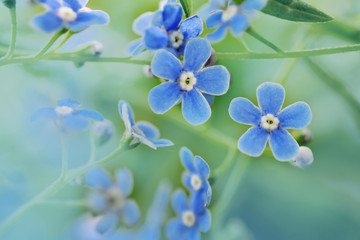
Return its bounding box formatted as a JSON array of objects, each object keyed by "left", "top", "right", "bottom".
[{"left": 1, "top": 0, "right": 360, "bottom": 239}]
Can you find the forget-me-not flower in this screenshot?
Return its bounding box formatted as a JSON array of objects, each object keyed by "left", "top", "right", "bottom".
[
  {"left": 229, "top": 82, "right": 312, "bottom": 161},
  {"left": 206, "top": 0, "right": 267, "bottom": 42},
  {"left": 197, "top": 0, "right": 228, "bottom": 19},
  {"left": 84, "top": 167, "right": 140, "bottom": 234},
  {"left": 180, "top": 147, "right": 212, "bottom": 206},
  {"left": 149, "top": 38, "right": 230, "bottom": 125},
  {"left": 31, "top": 98, "right": 104, "bottom": 132},
  {"left": 33, "top": 0, "right": 109, "bottom": 33},
  {"left": 118, "top": 100, "right": 173, "bottom": 149},
  {"left": 166, "top": 190, "right": 211, "bottom": 240}
]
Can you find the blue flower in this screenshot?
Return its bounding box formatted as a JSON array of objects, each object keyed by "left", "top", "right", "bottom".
[
  {"left": 118, "top": 100, "right": 173, "bottom": 149},
  {"left": 180, "top": 147, "right": 212, "bottom": 206},
  {"left": 84, "top": 167, "right": 141, "bottom": 233},
  {"left": 205, "top": 0, "right": 267, "bottom": 42},
  {"left": 31, "top": 98, "right": 104, "bottom": 132},
  {"left": 197, "top": 0, "right": 228, "bottom": 19},
  {"left": 149, "top": 38, "right": 230, "bottom": 125},
  {"left": 229, "top": 82, "right": 312, "bottom": 161},
  {"left": 33, "top": 0, "right": 109, "bottom": 33},
  {"left": 166, "top": 190, "right": 211, "bottom": 240}
]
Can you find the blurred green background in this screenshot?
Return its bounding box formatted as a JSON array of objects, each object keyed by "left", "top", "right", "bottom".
[{"left": 0, "top": 0, "right": 360, "bottom": 239}]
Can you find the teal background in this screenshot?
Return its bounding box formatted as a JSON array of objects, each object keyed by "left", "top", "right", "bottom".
[{"left": 0, "top": 0, "right": 360, "bottom": 239}]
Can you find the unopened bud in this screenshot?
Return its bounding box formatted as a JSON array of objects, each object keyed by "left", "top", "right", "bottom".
[
  {"left": 143, "top": 65, "right": 155, "bottom": 78},
  {"left": 291, "top": 146, "right": 314, "bottom": 168},
  {"left": 92, "top": 41, "right": 104, "bottom": 56}
]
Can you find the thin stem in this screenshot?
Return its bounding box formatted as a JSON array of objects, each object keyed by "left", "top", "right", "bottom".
[
  {"left": 212, "top": 148, "right": 237, "bottom": 177},
  {"left": 49, "top": 31, "right": 74, "bottom": 54},
  {"left": 0, "top": 142, "right": 126, "bottom": 234},
  {"left": 34, "top": 29, "right": 67, "bottom": 59},
  {"left": 60, "top": 134, "right": 68, "bottom": 178},
  {"left": 246, "top": 28, "right": 284, "bottom": 53},
  {"left": 2, "top": 7, "right": 17, "bottom": 60}
]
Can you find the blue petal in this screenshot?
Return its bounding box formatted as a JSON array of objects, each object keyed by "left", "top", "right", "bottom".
[
  {"left": 116, "top": 167, "right": 134, "bottom": 196},
  {"left": 278, "top": 102, "right": 312, "bottom": 129},
  {"left": 206, "top": 23, "right": 228, "bottom": 43},
  {"left": 229, "top": 97, "right": 262, "bottom": 126},
  {"left": 145, "top": 181, "right": 172, "bottom": 224},
  {"left": 179, "top": 16, "right": 203, "bottom": 40},
  {"left": 57, "top": 98, "right": 81, "bottom": 108},
  {"left": 31, "top": 107, "right": 57, "bottom": 121},
  {"left": 128, "top": 38, "right": 146, "bottom": 56},
  {"left": 152, "top": 10, "right": 163, "bottom": 27},
  {"left": 180, "top": 147, "right": 196, "bottom": 173},
  {"left": 203, "top": 181, "right": 212, "bottom": 206},
  {"left": 269, "top": 129, "right": 299, "bottom": 161},
  {"left": 230, "top": 14, "right": 249, "bottom": 36},
  {"left": 118, "top": 100, "right": 135, "bottom": 131},
  {"left": 166, "top": 219, "right": 185, "bottom": 240},
  {"left": 194, "top": 156, "right": 210, "bottom": 180},
  {"left": 134, "top": 121, "right": 160, "bottom": 140},
  {"left": 133, "top": 133, "right": 158, "bottom": 150},
  {"left": 162, "top": 4, "right": 183, "bottom": 31},
  {"left": 151, "top": 49, "right": 182, "bottom": 81},
  {"left": 96, "top": 212, "right": 118, "bottom": 234},
  {"left": 205, "top": 11, "right": 223, "bottom": 28},
  {"left": 197, "top": 209, "right": 211, "bottom": 232},
  {"left": 183, "top": 38, "right": 211, "bottom": 73},
  {"left": 172, "top": 189, "right": 188, "bottom": 215},
  {"left": 153, "top": 139, "right": 174, "bottom": 147},
  {"left": 133, "top": 12, "right": 154, "bottom": 36},
  {"left": 75, "top": 109, "right": 104, "bottom": 121},
  {"left": 183, "top": 227, "right": 201, "bottom": 240},
  {"left": 182, "top": 172, "right": 192, "bottom": 189},
  {"left": 191, "top": 191, "right": 206, "bottom": 215},
  {"left": 61, "top": 115, "right": 90, "bottom": 130},
  {"left": 195, "top": 66, "right": 230, "bottom": 95},
  {"left": 148, "top": 82, "right": 182, "bottom": 114},
  {"left": 242, "top": 0, "right": 267, "bottom": 12},
  {"left": 66, "top": 10, "right": 109, "bottom": 32},
  {"left": 36, "top": 0, "right": 61, "bottom": 10},
  {"left": 63, "top": 0, "right": 83, "bottom": 11},
  {"left": 182, "top": 89, "right": 211, "bottom": 125},
  {"left": 144, "top": 27, "right": 169, "bottom": 50},
  {"left": 238, "top": 127, "right": 269, "bottom": 157},
  {"left": 123, "top": 199, "right": 141, "bottom": 226},
  {"left": 89, "top": 192, "right": 108, "bottom": 212},
  {"left": 33, "top": 12, "right": 63, "bottom": 34},
  {"left": 198, "top": 4, "right": 217, "bottom": 19},
  {"left": 257, "top": 82, "right": 285, "bottom": 115},
  {"left": 84, "top": 167, "right": 112, "bottom": 188}
]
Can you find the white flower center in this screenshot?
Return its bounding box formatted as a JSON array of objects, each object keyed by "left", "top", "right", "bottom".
[
  {"left": 55, "top": 106, "right": 73, "bottom": 117},
  {"left": 170, "top": 32, "right": 184, "bottom": 48},
  {"left": 182, "top": 211, "right": 196, "bottom": 227},
  {"left": 261, "top": 113, "right": 279, "bottom": 131},
  {"left": 179, "top": 72, "right": 196, "bottom": 91},
  {"left": 106, "top": 186, "right": 125, "bottom": 210},
  {"left": 58, "top": 7, "right": 77, "bottom": 22},
  {"left": 222, "top": 5, "right": 238, "bottom": 22},
  {"left": 190, "top": 174, "right": 202, "bottom": 191}
]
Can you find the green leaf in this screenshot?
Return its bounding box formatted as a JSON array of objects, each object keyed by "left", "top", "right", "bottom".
[
  {"left": 261, "top": 0, "right": 333, "bottom": 22},
  {"left": 3, "top": 0, "right": 16, "bottom": 8},
  {"left": 180, "top": 0, "right": 191, "bottom": 18}
]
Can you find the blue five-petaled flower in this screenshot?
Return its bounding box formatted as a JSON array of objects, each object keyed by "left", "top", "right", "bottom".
[
  {"left": 206, "top": 0, "right": 267, "bottom": 42},
  {"left": 118, "top": 100, "right": 174, "bottom": 149},
  {"left": 229, "top": 82, "right": 312, "bottom": 161},
  {"left": 149, "top": 37, "right": 230, "bottom": 125},
  {"left": 31, "top": 98, "right": 104, "bottom": 132},
  {"left": 33, "top": 0, "right": 109, "bottom": 33},
  {"left": 84, "top": 167, "right": 141, "bottom": 234}
]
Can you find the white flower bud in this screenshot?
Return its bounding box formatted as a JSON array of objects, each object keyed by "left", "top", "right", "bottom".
[{"left": 291, "top": 146, "right": 314, "bottom": 168}]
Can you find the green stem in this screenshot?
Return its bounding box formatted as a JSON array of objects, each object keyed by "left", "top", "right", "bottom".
[
  {"left": 49, "top": 31, "right": 74, "bottom": 54},
  {"left": 0, "top": 142, "right": 126, "bottom": 235},
  {"left": 60, "top": 135, "right": 68, "bottom": 178},
  {"left": 213, "top": 148, "right": 237, "bottom": 177},
  {"left": 2, "top": 7, "right": 17, "bottom": 60},
  {"left": 246, "top": 28, "right": 284, "bottom": 53},
  {"left": 34, "top": 29, "right": 67, "bottom": 59}
]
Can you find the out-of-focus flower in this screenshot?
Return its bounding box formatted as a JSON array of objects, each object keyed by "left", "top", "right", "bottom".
[
  {"left": 197, "top": 0, "right": 228, "bottom": 19},
  {"left": 291, "top": 146, "right": 314, "bottom": 168},
  {"left": 180, "top": 147, "right": 212, "bottom": 206},
  {"left": 229, "top": 82, "right": 312, "bottom": 161},
  {"left": 149, "top": 38, "right": 230, "bottom": 125},
  {"left": 33, "top": 0, "right": 109, "bottom": 33},
  {"left": 91, "top": 119, "right": 114, "bottom": 146},
  {"left": 118, "top": 100, "right": 173, "bottom": 149},
  {"left": 84, "top": 167, "right": 140, "bottom": 233},
  {"left": 206, "top": 0, "right": 267, "bottom": 42},
  {"left": 31, "top": 98, "right": 104, "bottom": 132}
]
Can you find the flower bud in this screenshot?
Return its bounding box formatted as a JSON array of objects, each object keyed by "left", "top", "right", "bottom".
[
  {"left": 143, "top": 65, "right": 155, "bottom": 78},
  {"left": 291, "top": 146, "right": 314, "bottom": 168},
  {"left": 91, "top": 41, "right": 104, "bottom": 56},
  {"left": 205, "top": 48, "right": 217, "bottom": 67},
  {"left": 92, "top": 120, "right": 114, "bottom": 146}
]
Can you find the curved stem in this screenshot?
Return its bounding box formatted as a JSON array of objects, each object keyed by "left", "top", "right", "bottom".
[
  {"left": 213, "top": 148, "right": 237, "bottom": 177},
  {"left": 34, "top": 29, "right": 67, "bottom": 59},
  {"left": 246, "top": 28, "right": 284, "bottom": 53},
  {"left": 49, "top": 31, "right": 74, "bottom": 54},
  {"left": 2, "top": 7, "right": 17, "bottom": 60}
]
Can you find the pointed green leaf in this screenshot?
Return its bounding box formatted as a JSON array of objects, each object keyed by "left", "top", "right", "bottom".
[
  {"left": 261, "top": 0, "right": 333, "bottom": 22},
  {"left": 180, "top": 0, "right": 191, "bottom": 18}
]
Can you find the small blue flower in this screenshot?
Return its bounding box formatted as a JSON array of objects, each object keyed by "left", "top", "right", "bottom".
[
  {"left": 149, "top": 38, "right": 230, "bottom": 125},
  {"left": 166, "top": 190, "right": 211, "bottom": 240},
  {"left": 197, "top": 0, "right": 228, "bottom": 19},
  {"left": 180, "top": 147, "right": 212, "bottom": 206},
  {"left": 31, "top": 98, "right": 104, "bottom": 132},
  {"left": 229, "top": 82, "right": 312, "bottom": 161},
  {"left": 118, "top": 100, "right": 174, "bottom": 149},
  {"left": 33, "top": 0, "right": 109, "bottom": 33},
  {"left": 84, "top": 167, "right": 141, "bottom": 233},
  {"left": 206, "top": 0, "right": 267, "bottom": 42}
]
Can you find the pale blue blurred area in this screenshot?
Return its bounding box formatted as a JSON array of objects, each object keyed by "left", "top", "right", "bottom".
[{"left": 0, "top": 0, "right": 360, "bottom": 239}]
